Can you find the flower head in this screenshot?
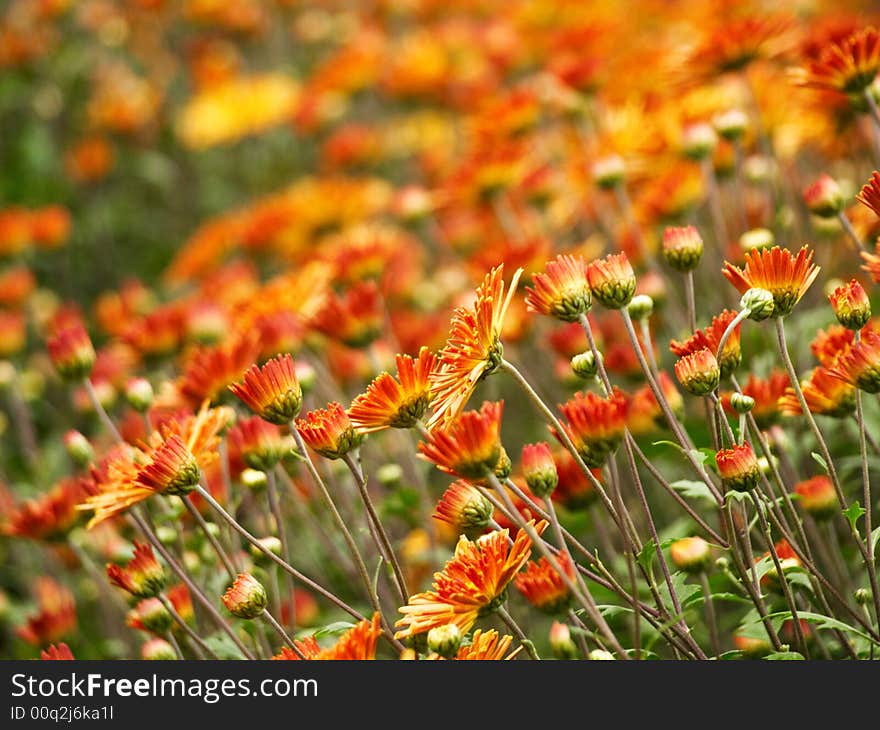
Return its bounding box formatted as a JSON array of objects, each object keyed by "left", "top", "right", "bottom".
[
  {"left": 349, "top": 347, "right": 436, "bottom": 433},
  {"left": 16, "top": 578, "right": 76, "bottom": 646},
  {"left": 106, "top": 541, "right": 165, "bottom": 598},
  {"left": 857, "top": 171, "right": 880, "bottom": 219},
  {"left": 228, "top": 416, "right": 290, "bottom": 470},
  {"left": 828, "top": 280, "right": 871, "bottom": 331},
  {"left": 40, "top": 643, "right": 74, "bottom": 660},
  {"left": 428, "top": 266, "right": 523, "bottom": 427},
  {"left": 803, "top": 175, "right": 844, "bottom": 218},
  {"left": 126, "top": 597, "right": 172, "bottom": 635},
  {"left": 432, "top": 480, "right": 493, "bottom": 539},
  {"left": 794, "top": 476, "right": 837, "bottom": 520},
  {"left": 222, "top": 573, "right": 268, "bottom": 619},
  {"left": 670, "top": 309, "right": 742, "bottom": 378},
  {"left": 453, "top": 629, "right": 515, "bottom": 660},
  {"left": 828, "top": 330, "right": 880, "bottom": 393},
  {"left": 513, "top": 553, "right": 575, "bottom": 613},
  {"left": 176, "top": 333, "right": 261, "bottom": 406},
  {"left": 792, "top": 27, "right": 880, "bottom": 94},
  {"left": 135, "top": 435, "right": 201, "bottom": 496},
  {"left": 313, "top": 281, "right": 384, "bottom": 348},
  {"left": 48, "top": 324, "right": 95, "bottom": 381},
  {"left": 525, "top": 254, "right": 591, "bottom": 322},
  {"left": 229, "top": 353, "right": 303, "bottom": 424},
  {"left": 722, "top": 246, "right": 820, "bottom": 317},
  {"left": 418, "top": 401, "right": 504, "bottom": 480},
  {"left": 779, "top": 367, "right": 856, "bottom": 417},
  {"left": 296, "top": 402, "right": 364, "bottom": 460},
  {"left": 716, "top": 443, "right": 760, "bottom": 492},
  {"left": 674, "top": 348, "right": 721, "bottom": 396},
  {"left": 521, "top": 442, "right": 558, "bottom": 498},
  {"left": 395, "top": 522, "right": 546, "bottom": 639},
  {"left": 669, "top": 537, "right": 712, "bottom": 574},
  {"left": 141, "top": 638, "right": 177, "bottom": 661},
  {"left": 662, "top": 226, "right": 704, "bottom": 272},
  {"left": 586, "top": 252, "right": 636, "bottom": 309},
  {"left": 556, "top": 389, "right": 628, "bottom": 467}
]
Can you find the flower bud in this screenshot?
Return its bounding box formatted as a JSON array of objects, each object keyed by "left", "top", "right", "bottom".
[
  {"left": 127, "top": 597, "right": 172, "bottom": 635},
  {"left": 240, "top": 468, "right": 268, "bottom": 491},
  {"left": 222, "top": 573, "right": 268, "bottom": 619},
  {"left": 730, "top": 393, "right": 755, "bottom": 414},
  {"left": 64, "top": 430, "right": 94, "bottom": 467},
  {"left": 521, "top": 442, "right": 558, "bottom": 498},
  {"left": 493, "top": 446, "right": 512, "bottom": 481},
  {"left": 295, "top": 361, "right": 317, "bottom": 394},
  {"left": 803, "top": 175, "right": 844, "bottom": 218},
  {"left": 587, "top": 252, "right": 636, "bottom": 309},
  {"left": 427, "top": 623, "right": 462, "bottom": 659},
  {"left": 591, "top": 155, "right": 625, "bottom": 190},
  {"left": 794, "top": 476, "right": 837, "bottom": 521},
  {"left": 0, "top": 361, "right": 16, "bottom": 390},
  {"left": 739, "top": 228, "right": 774, "bottom": 252},
  {"left": 124, "top": 377, "right": 154, "bottom": 412},
  {"left": 743, "top": 155, "right": 774, "bottom": 184},
  {"left": 627, "top": 294, "right": 654, "bottom": 320},
  {"left": 250, "top": 536, "right": 282, "bottom": 561},
  {"left": 588, "top": 649, "right": 615, "bottom": 660},
  {"left": 377, "top": 463, "right": 404, "bottom": 489},
  {"left": 855, "top": 588, "right": 870, "bottom": 605},
  {"left": 828, "top": 279, "right": 871, "bottom": 330},
  {"left": 712, "top": 109, "right": 748, "bottom": 141},
  {"left": 674, "top": 348, "right": 721, "bottom": 396},
  {"left": 48, "top": 324, "right": 95, "bottom": 382},
  {"left": 141, "top": 637, "right": 177, "bottom": 660},
  {"left": 549, "top": 621, "right": 578, "bottom": 660},
  {"left": 670, "top": 537, "right": 712, "bottom": 573},
  {"left": 571, "top": 351, "right": 600, "bottom": 379},
  {"left": 155, "top": 526, "right": 178, "bottom": 546},
  {"left": 681, "top": 123, "right": 717, "bottom": 160},
  {"left": 716, "top": 443, "right": 760, "bottom": 491},
  {"left": 662, "top": 226, "right": 704, "bottom": 272},
  {"left": 715, "top": 556, "right": 730, "bottom": 571},
  {"left": 740, "top": 288, "right": 775, "bottom": 321}
]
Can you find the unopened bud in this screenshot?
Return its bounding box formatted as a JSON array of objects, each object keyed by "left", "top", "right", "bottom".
[
  {"left": 141, "top": 637, "right": 177, "bottom": 660},
  {"left": 715, "top": 556, "right": 730, "bottom": 571},
  {"left": 730, "top": 393, "right": 755, "bottom": 414},
  {"left": 627, "top": 294, "right": 654, "bottom": 320},
  {"left": 739, "top": 228, "right": 774, "bottom": 253},
  {"left": 588, "top": 649, "right": 615, "bottom": 660},
  {"left": 124, "top": 378, "right": 154, "bottom": 412},
  {"left": 493, "top": 447, "right": 512, "bottom": 480},
  {"left": 222, "top": 573, "right": 268, "bottom": 619},
  {"left": 64, "top": 430, "right": 94, "bottom": 467},
  {"left": 155, "top": 526, "right": 177, "bottom": 546},
  {"left": 803, "top": 175, "right": 844, "bottom": 218},
  {"left": 682, "top": 123, "right": 717, "bottom": 160},
  {"left": 571, "top": 351, "right": 600, "bottom": 379},
  {"left": 427, "top": 623, "right": 462, "bottom": 659},
  {"left": 250, "top": 536, "right": 282, "bottom": 561},
  {"left": 377, "top": 463, "right": 404, "bottom": 489},
  {"left": 591, "top": 155, "right": 625, "bottom": 190},
  {"left": 712, "top": 109, "right": 748, "bottom": 141},
  {"left": 740, "top": 288, "right": 775, "bottom": 321},
  {"left": 855, "top": 588, "right": 870, "bottom": 605},
  {"left": 669, "top": 537, "right": 712, "bottom": 574},
  {"left": 241, "top": 468, "right": 267, "bottom": 491},
  {"left": 549, "top": 621, "right": 578, "bottom": 660}
]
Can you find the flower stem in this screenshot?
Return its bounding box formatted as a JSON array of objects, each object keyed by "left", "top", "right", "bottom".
[
  {"left": 83, "top": 377, "right": 122, "bottom": 442},
  {"left": 698, "top": 572, "right": 721, "bottom": 658},
  {"left": 855, "top": 386, "right": 880, "bottom": 628},
  {"left": 261, "top": 609, "right": 303, "bottom": 657},
  {"left": 496, "top": 605, "right": 540, "bottom": 660},
  {"left": 182, "top": 494, "right": 236, "bottom": 580},
  {"left": 265, "top": 470, "right": 295, "bottom": 631},
  {"left": 158, "top": 593, "right": 218, "bottom": 659},
  {"left": 684, "top": 271, "right": 697, "bottom": 334},
  {"left": 838, "top": 211, "right": 865, "bottom": 251}
]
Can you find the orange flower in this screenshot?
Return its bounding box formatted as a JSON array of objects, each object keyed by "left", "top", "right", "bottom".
[
  {"left": 47, "top": 323, "right": 95, "bottom": 381},
  {"left": 428, "top": 265, "right": 523, "bottom": 427},
  {"left": 674, "top": 348, "right": 721, "bottom": 396},
  {"left": 418, "top": 401, "right": 504, "bottom": 480},
  {"left": 296, "top": 402, "right": 364, "bottom": 460},
  {"left": 313, "top": 280, "right": 383, "bottom": 348},
  {"left": 828, "top": 280, "right": 871, "bottom": 331},
  {"left": 453, "top": 629, "right": 515, "bottom": 660},
  {"left": 229, "top": 353, "right": 303, "bottom": 424},
  {"left": 722, "top": 370, "right": 790, "bottom": 428},
  {"left": 779, "top": 367, "right": 856, "bottom": 418},
  {"left": 176, "top": 333, "right": 261, "bottom": 406},
  {"left": 4, "top": 476, "right": 93, "bottom": 540},
  {"left": 227, "top": 416, "right": 290, "bottom": 470},
  {"left": 432, "top": 480, "right": 493, "bottom": 538},
  {"left": 857, "top": 171, "right": 880, "bottom": 219},
  {"left": 0, "top": 310, "right": 26, "bottom": 357},
  {"left": 828, "top": 330, "right": 880, "bottom": 393},
  {"left": 513, "top": 553, "right": 575, "bottom": 613},
  {"left": 722, "top": 246, "right": 820, "bottom": 317},
  {"left": 810, "top": 324, "right": 857, "bottom": 367},
  {"left": 80, "top": 435, "right": 200, "bottom": 527},
  {"left": 792, "top": 27, "right": 880, "bottom": 94},
  {"left": 794, "top": 476, "right": 837, "bottom": 520},
  {"left": 670, "top": 309, "right": 742, "bottom": 378},
  {"left": 586, "top": 252, "right": 636, "bottom": 309},
  {"left": 715, "top": 443, "right": 760, "bottom": 492},
  {"left": 556, "top": 389, "right": 628, "bottom": 468},
  {"left": 40, "top": 643, "right": 74, "bottom": 660},
  {"left": 348, "top": 347, "right": 436, "bottom": 433},
  {"left": 17, "top": 578, "right": 76, "bottom": 646},
  {"left": 525, "top": 254, "right": 591, "bottom": 322},
  {"left": 273, "top": 613, "right": 382, "bottom": 660},
  {"left": 552, "top": 449, "right": 601, "bottom": 510},
  {"left": 106, "top": 541, "right": 165, "bottom": 598},
  {"left": 395, "top": 522, "right": 546, "bottom": 639},
  {"left": 272, "top": 637, "right": 322, "bottom": 660}
]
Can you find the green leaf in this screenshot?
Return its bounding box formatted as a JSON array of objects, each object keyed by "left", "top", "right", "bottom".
[
  {"left": 309, "top": 621, "right": 356, "bottom": 640},
  {"left": 872, "top": 526, "right": 880, "bottom": 554},
  {"left": 725, "top": 489, "right": 753, "bottom": 504},
  {"left": 669, "top": 479, "right": 716, "bottom": 503},
  {"left": 764, "top": 610, "right": 878, "bottom": 644},
  {"left": 652, "top": 440, "right": 686, "bottom": 455},
  {"left": 811, "top": 452, "right": 828, "bottom": 473},
  {"left": 844, "top": 502, "right": 866, "bottom": 531},
  {"left": 764, "top": 651, "right": 805, "bottom": 660},
  {"left": 203, "top": 633, "right": 247, "bottom": 660}
]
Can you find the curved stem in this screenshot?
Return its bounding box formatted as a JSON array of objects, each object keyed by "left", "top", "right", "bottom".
[
  {"left": 838, "top": 211, "right": 865, "bottom": 251},
  {"left": 698, "top": 572, "right": 721, "bottom": 658},
  {"left": 182, "top": 494, "right": 236, "bottom": 580},
  {"left": 265, "top": 470, "right": 295, "bottom": 631},
  {"left": 496, "top": 606, "right": 540, "bottom": 660},
  {"left": 261, "top": 610, "right": 304, "bottom": 658},
  {"left": 158, "top": 593, "right": 218, "bottom": 659},
  {"left": 83, "top": 377, "right": 123, "bottom": 442}
]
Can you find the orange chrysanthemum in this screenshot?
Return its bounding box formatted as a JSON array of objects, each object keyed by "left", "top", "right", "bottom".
[
  {"left": 106, "top": 541, "right": 165, "bottom": 598},
  {"left": 586, "top": 252, "right": 636, "bottom": 309},
  {"left": 418, "top": 401, "right": 504, "bottom": 480},
  {"left": 295, "top": 402, "right": 364, "bottom": 460},
  {"left": 857, "top": 171, "right": 880, "bottom": 219},
  {"left": 722, "top": 246, "right": 820, "bottom": 317},
  {"left": 525, "top": 254, "right": 591, "bottom": 322},
  {"left": 4, "top": 476, "right": 94, "bottom": 541},
  {"left": 722, "top": 370, "right": 790, "bottom": 428},
  {"left": 17, "top": 578, "right": 76, "bottom": 646},
  {"left": 428, "top": 265, "right": 523, "bottom": 427},
  {"left": 453, "top": 629, "right": 515, "bottom": 660},
  {"left": 778, "top": 367, "right": 855, "bottom": 418},
  {"left": 670, "top": 309, "right": 742, "bottom": 378},
  {"left": 227, "top": 416, "right": 290, "bottom": 470},
  {"left": 176, "top": 333, "right": 261, "bottom": 406},
  {"left": 792, "top": 27, "right": 880, "bottom": 94},
  {"left": 828, "top": 330, "right": 880, "bottom": 393},
  {"left": 556, "top": 389, "right": 628, "bottom": 468},
  {"left": 513, "top": 553, "right": 575, "bottom": 613},
  {"left": 395, "top": 522, "right": 546, "bottom": 639},
  {"left": 794, "top": 476, "right": 837, "bottom": 520},
  {"left": 40, "top": 643, "right": 75, "bottom": 661},
  {"left": 313, "top": 281, "right": 384, "bottom": 348},
  {"left": 272, "top": 637, "right": 322, "bottom": 660},
  {"left": 273, "top": 613, "right": 381, "bottom": 660},
  {"left": 811, "top": 324, "right": 858, "bottom": 367},
  {"left": 432, "top": 480, "right": 493, "bottom": 538},
  {"left": 861, "top": 241, "right": 880, "bottom": 283},
  {"left": 229, "top": 353, "right": 302, "bottom": 424},
  {"left": 349, "top": 347, "right": 436, "bottom": 433}
]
